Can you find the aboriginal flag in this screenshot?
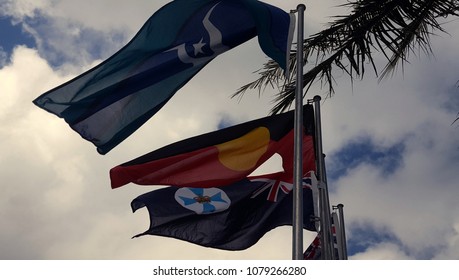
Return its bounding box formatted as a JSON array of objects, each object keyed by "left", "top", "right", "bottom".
[{"left": 110, "top": 105, "right": 315, "bottom": 189}]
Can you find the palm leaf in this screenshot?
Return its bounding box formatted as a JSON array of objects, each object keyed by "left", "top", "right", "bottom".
[{"left": 234, "top": 0, "right": 459, "bottom": 114}]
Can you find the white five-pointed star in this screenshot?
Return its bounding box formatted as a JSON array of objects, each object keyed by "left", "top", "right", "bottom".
[{"left": 193, "top": 38, "right": 206, "bottom": 56}]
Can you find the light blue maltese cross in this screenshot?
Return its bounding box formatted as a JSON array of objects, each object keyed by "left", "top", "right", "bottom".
[{"left": 174, "top": 187, "right": 231, "bottom": 215}]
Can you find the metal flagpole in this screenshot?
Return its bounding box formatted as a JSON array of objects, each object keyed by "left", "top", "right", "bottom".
[
  {"left": 312, "top": 95, "right": 334, "bottom": 259},
  {"left": 292, "top": 3, "right": 306, "bottom": 260},
  {"left": 331, "top": 211, "right": 343, "bottom": 259},
  {"left": 336, "top": 204, "right": 348, "bottom": 260}
]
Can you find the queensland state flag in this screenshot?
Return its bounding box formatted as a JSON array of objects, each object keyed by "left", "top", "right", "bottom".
[
  {"left": 110, "top": 105, "right": 315, "bottom": 189},
  {"left": 33, "top": 0, "right": 294, "bottom": 155},
  {"left": 131, "top": 171, "right": 317, "bottom": 250}
]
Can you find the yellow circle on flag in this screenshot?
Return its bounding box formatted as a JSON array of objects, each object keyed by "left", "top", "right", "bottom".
[{"left": 215, "top": 127, "right": 270, "bottom": 171}]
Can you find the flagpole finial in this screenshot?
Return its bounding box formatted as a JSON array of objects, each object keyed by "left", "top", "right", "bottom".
[
  {"left": 297, "top": 4, "right": 306, "bottom": 11},
  {"left": 313, "top": 95, "right": 321, "bottom": 102}
]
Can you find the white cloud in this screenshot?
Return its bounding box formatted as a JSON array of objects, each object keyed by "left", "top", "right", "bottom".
[
  {"left": 0, "top": 0, "right": 51, "bottom": 19},
  {"left": 0, "top": 47, "right": 7, "bottom": 67},
  {"left": 326, "top": 49, "right": 459, "bottom": 258},
  {"left": 433, "top": 222, "right": 459, "bottom": 259},
  {"left": 350, "top": 242, "right": 412, "bottom": 260},
  {"left": 1, "top": 0, "right": 152, "bottom": 67},
  {"left": 309, "top": 9, "right": 459, "bottom": 260}
]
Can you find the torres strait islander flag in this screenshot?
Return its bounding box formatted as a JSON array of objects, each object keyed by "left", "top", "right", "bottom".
[
  {"left": 110, "top": 104, "right": 315, "bottom": 189},
  {"left": 33, "top": 0, "right": 294, "bottom": 154}
]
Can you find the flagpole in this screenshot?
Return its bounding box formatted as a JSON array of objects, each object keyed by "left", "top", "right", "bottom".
[
  {"left": 312, "top": 95, "right": 334, "bottom": 259},
  {"left": 292, "top": 3, "right": 306, "bottom": 260},
  {"left": 331, "top": 211, "right": 342, "bottom": 259},
  {"left": 336, "top": 204, "right": 348, "bottom": 259}
]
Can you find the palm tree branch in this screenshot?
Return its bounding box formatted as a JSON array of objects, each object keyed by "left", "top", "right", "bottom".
[{"left": 234, "top": 0, "right": 459, "bottom": 114}]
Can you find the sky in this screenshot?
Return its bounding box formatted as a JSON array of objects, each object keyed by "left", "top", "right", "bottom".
[{"left": 0, "top": 0, "right": 458, "bottom": 260}]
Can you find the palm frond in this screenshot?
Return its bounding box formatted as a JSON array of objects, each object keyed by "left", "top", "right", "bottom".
[{"left": 235, "top": 0, "right": 459, "bottom": 114}]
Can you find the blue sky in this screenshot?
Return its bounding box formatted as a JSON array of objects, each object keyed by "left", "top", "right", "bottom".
[
  {"left": 328, "top": 137, "right": 405, "bottom": 181},
  {"left": 1, "top": 0, "right": 459, "bottom": 260},
  {"left": 0, "top": 18, "right": 32, "bottom": 48},
  {"left": 0, "top": 17, "right": 34, "bottom": 65}
]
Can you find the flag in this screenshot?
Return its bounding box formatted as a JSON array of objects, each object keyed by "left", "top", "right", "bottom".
[
  {"left": 303, "top": 234, "right": 321, "bottom": 260},
  {"left": 33, "top": 0, "right": 295, "bottom": 154},
  {"left": 110, "top": 104, "right": 315, "bottom": 189},
  {"left": 304, "top": 215, "right": 342, "bottom": 260},
  {"left": 131, "top": 171, "right": 317, "bottom": 250}
]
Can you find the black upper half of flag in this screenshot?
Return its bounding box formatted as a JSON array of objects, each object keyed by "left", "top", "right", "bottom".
[
  {"left": 120, "top": 104, "right": 314, "bottom": 167},
  {"left": 131, "top": 171, "right": 317, "bottom": 251}
]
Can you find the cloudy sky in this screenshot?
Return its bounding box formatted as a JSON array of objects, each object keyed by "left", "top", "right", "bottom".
[{"left": 1, "top": 0, "right": 458, "bottom": 260}]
